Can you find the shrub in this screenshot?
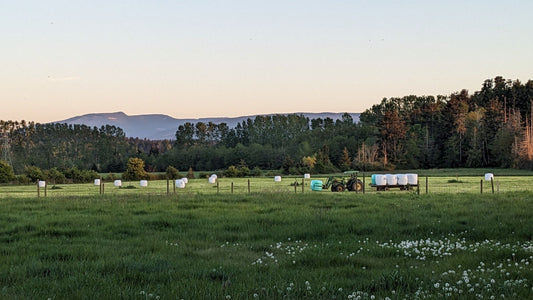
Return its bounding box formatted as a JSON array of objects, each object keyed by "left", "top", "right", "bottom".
[
  {"left": 149, "top": 173, "right": 168, "bottom": 180},
  {"left": 105, "top": 173, "right": 116, "bottom": 182},
  {"left": 198, "top": 172, "right": 210, "bottom": 179},
  {"left": 225, "top": 165, "right": 252, "bottom": 177},
  {"left": 225, "top": 166, "right": 239, "bottom": 177},
  {"left": 312, "top": 161, "right": 338, "bottom": 174},
  {"left": 264, "top": 170, "right": 280, "bottom": 177},
  {"left": 63, "top": 168, "right": 98, "bottom": 183},
  {"left": 81, "top": 170, "right": 99, "bottom": 182},
  {"left": 237, "top": 166, "right": 250, "bottom": 177},
  {"left": 45, "top": 168, "right": 66, "bottom": 184},
  {"left": 301, "top": 156, "right": 317, "bottom": 169},
  {"left": 24, "top": 165, "right": 44, "bottom": 182},
  {"left": 250, "top": 166, "right": 262, "bottom": 177},
  {"left": 122, "top": 158, "right": 149, "bottom": 181},
  {"left": 0, "top": 160, "right": 15, "bottom": 183},
  {"left": 166, "top": 166, "right": 182, "bottom": 179},
  {"left": 63, "top": 167, "right": 81, "bottom": 183},
  {"left": 63, "top": 167, "right": 83, "bottom": 183},
  {"left": 288, "top": 166, "right": 301, "bottom": 175},
  {"left": 15, "top": 175, "right": 30, "bottom": 185},
  {"left": 186, "top": 167, "right": 195, "bottom": 179}
]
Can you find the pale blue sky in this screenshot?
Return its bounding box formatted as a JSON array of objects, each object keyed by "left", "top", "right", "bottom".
[{"left": 2, "top": 1, "right": 532, "bottom": 122}]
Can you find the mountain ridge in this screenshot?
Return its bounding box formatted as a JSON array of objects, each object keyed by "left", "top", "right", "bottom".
[{"left": 55, "top": 112, "right": 360, "bottom": 140}]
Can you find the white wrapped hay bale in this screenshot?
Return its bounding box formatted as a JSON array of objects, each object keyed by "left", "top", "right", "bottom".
[
  {"left": 274, "top": 176, "right": 282, "bottom": 182},
  {"left": 375, "top": 175, "right": 387, "bottom": 186},
  {"left": 386, "top": 174, "right": 398, "bottom": 185},
  {"left": 114, "top": 180, "right": 122, "bottom": 187},
  {"left": 140, "top": 180, "right": 148, "bottom": 187},
  {"left": 175, "top": 179, "right": 186, "bottom": 188},
  {"left": 406, "top": 174, "right": 418, "bottom": 185},
  {"left": 397, "top": 174, "right": 408, "bottom": 185}
]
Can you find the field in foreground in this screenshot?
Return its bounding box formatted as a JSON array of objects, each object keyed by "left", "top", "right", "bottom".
[{"left": 0, "top": 191, "right": 532, "bottom": 299}]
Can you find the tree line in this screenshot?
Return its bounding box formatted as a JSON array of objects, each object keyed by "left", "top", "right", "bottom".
[{"left": 2, "top": 76, "right": 533, "bottom": 178}]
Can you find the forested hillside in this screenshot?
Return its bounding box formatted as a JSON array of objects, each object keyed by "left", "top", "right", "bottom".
[{"left": 2, "top": 76, "right": 533, "bottom": 175}]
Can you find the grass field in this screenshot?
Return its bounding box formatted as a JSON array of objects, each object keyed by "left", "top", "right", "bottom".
[
  {"left": 0, "top": 176, "right": 532, "bottom": 299},
  {"left": 2, "top": 171, "right": 533, "bottom": 198}
]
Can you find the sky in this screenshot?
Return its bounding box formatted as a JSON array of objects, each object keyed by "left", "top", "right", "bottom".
[{"left": 2, "top": 0, "right": 532, "bottom": 123}]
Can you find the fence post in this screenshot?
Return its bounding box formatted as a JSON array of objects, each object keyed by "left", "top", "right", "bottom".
[
  {"left": 294, "top": 182, "right": 297, "bottom": 193},
  {"left": 248, "top": 179, "right": 251, "bottom": 194},
  {"left": 491, "top": 178, "right": 494, "bottom": 194},
  {"left": 480, "top": 180, "right": 483, "bottom": 194},
  {"left": 217, "top": 181, "right": 219, "bottom": 194},
  {"left": 44, "top": 184, "right": 47, "bottom": 197},
  {"left": 231, "top": 182, "right": 234, "bottom": 194},
  {"left": 302, "top": 179, "right": 304, "bottom": 193},
  {"left": 37, "top": 181, "right": 40, "bottom": 198},
  {"left": 362, "top": 174, "right": 365, "bottom": 194},
  {"left": 167, "top": 179, "right": 169, "bottom": 196},
  {"left": 102, "top": 183, "right": 105, "bottom": 194},
  {"left": 355, "top": 174, "right": 359, "bottom": 194}
]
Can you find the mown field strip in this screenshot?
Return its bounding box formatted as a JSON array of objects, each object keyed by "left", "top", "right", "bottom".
[{"left": 2, "top": 175, "right": 533, "bottom": 198}]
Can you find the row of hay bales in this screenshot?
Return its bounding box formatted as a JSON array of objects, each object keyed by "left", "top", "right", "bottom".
[
  {"left": 38, "top": 173, "right": 313, "bottom": 188},
  {"left": 371, "top": 174, "right": 419, "bottom": 186},
  {"left": 91, "top": 178, "right": 191, "bottom": 188}
]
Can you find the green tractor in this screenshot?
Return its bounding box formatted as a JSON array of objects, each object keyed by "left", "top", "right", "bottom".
[{"left": 322, "top": 171, "right": 363, "bottom": 192}]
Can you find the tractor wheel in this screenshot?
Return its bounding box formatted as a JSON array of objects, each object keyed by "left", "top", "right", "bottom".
[
  {"left": 351, "top": 179, "right": 363, "bottom": 192},
  {"left": 346, "top": 179, "right": 354, "bottom": 191},
  {"left": 331, "top": 184, "right": 344, "bottom": 192}
]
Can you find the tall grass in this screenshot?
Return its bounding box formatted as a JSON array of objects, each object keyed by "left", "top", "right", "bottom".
[{"left": 0, "top": 191, "right": 531, "bottom": 299}]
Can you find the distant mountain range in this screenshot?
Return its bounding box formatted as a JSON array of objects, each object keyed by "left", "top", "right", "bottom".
[{"left": 55, "top": 112, "right": 360, "bottom": 140}]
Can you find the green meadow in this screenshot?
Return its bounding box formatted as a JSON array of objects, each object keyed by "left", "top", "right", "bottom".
[
  {"left": 2, "top": 172, "right": 533, "bottom": 197},
  {"left": 0, "top": 177, "right": 532, "bottom": 299}
]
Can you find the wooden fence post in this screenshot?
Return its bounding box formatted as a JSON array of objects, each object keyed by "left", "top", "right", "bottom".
[
  {"left": 217, "top": 181, "right": 219, "bottom": 194},
  {"left": 302, "top": 179, "right": 304, "bottom": 193},
  {"left": 355, "top": 174, "right": 359, "bottom": 194},
  {"left": 248, "top": 179, "right": 251, "bottom": 194},
  {"left": 480, "top": 179, "right": 483, "bottom": 194},
  {"left": 362, "top": 174, "right": 365, "bottom": 194},
  {"left": 37, "top": 182, "right": 40, "bottom": 198},
  {"left": 491, "top": 178, "right": 494, "bottom": 194},
  {"left": 231, "top": 182, "right": 234, "bottom": 194}
]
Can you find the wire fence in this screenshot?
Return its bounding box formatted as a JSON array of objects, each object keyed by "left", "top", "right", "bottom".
[{"left": 1, "top": 175, "right": 532, "bottom": 199}]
